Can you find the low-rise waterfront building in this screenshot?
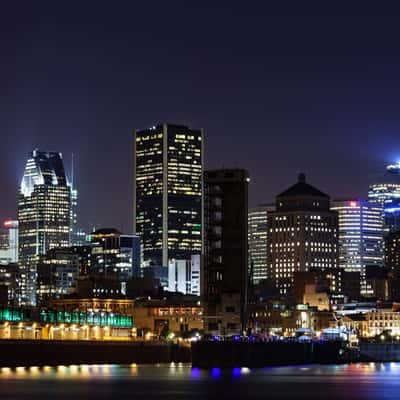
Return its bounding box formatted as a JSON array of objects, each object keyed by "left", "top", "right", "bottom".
[
  {"left": 364, "top": 308, "right": 400, "bottom": 337},
  {"left": 50, "top": 297, "right": 135, "bottom": 314},
  {"left": 248, "top": 302, "right": 335, "bottom": 336},
  {"left": 133, "top": 297, "right": 203, "bottom": 338},
  {"left": 0, "top": 306, "right": 134, "bottom": 340}
]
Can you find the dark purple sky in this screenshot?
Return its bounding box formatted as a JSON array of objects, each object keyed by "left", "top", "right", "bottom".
[{"left": 1, "top": 3, "right": 400, "bottom": 232}]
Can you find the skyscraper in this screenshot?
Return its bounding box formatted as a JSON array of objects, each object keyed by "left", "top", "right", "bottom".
[
  {"left": 18, "top": 150, "right": 71, "bottom": 306},
  {"left": 248, "top": 204, "right": 274, "bottom": 284},
  {"left": 203, "top": 169, "right": 249, "bottom": 334},
  {"left": 133, "top": 123, "right": 203, "bottom": 281},
  {"left": 368, "top": 164, "right": 400, "bottom": 233},
  {"left": 268, "top": 174, "right": 338, "bottom": 295},
  {"left": 331, "top": 199, "right": 384, "bottom": 296},
  {"left": 385, "top": 231, "right": 400, "bottom": 300},
  {"left": 368, "top": 183, "right": 400, "bottom": 208}
]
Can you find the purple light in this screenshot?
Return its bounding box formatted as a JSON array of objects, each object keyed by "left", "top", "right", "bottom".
[
  {"left": 191, "top": 367, "right": 201, "bottom": 378},
  {"left": 232, "top": 367, "right": 241, "bottom": 377},
  {"left": 211, "top": 368, "right": 221, "bottom": 378}
]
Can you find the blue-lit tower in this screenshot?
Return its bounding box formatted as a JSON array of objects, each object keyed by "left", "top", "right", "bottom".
[{"left": 368, "top": 162, "right": 400, "bottom": 233}]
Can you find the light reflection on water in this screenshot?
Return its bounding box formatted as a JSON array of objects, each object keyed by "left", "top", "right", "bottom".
[
  {"left": 2, "top": 362, "right": 400, "bottom": 380},
  {"left": 1, "top": 363, "right": 400, "bottom": 399}
]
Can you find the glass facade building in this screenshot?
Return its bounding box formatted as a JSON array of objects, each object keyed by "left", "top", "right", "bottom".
[
  {"left": 331, "top": 199, "right": 384, "bottom": 296},
  {"left": 134, "top": 124, "right": 203, "bottom": 279},
  {"left": 368, "top": 183, "right": 400, "bottom": 208},
  {"left": 0, "top": 221, "right": 18, "bottom": 265},
  {"left": 248, "top": 205, "right": 274, "bottom": 283},
  {"left": 368, "top": 183, "right": 400, "bottom": 233},
  {"left": 18, "top": 150, "right": 71, "bottom": 306},
  {"left": 90, "top": 228, "right": 141, "bottom": 282}
]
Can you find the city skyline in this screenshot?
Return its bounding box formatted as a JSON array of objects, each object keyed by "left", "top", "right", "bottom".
[
  {"left": 1, "top": 144, "right": 398, "bottom": 233},
  {"left": 2, "top": 4, "right": 400, "bottom": 231}
]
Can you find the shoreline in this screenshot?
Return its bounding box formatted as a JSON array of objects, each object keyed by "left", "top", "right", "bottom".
[{"left": 1, "top": 339, "right": 399, "bottom": 368}]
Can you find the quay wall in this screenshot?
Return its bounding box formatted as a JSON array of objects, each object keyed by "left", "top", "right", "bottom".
[
  {"left": 360, "top": 343, "right": 400, "bottom": 362},
  {"left": 0, "top": 340, "right": 190, "bottom": 367},
  {"left": 191, "top": 341, "right": 348, "bottom": 368}
]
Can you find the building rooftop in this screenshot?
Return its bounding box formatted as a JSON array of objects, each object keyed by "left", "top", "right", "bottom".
[
  {"left": 92, "top": 228, "right": 122, "bottom": 236},
  {"left": 277, "top": 173, "right": 329, "bottom": 199}
]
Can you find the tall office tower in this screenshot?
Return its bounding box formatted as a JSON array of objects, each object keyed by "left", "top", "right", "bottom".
[
  {"left": 248, "top": 204, "right": 275, "bottom": 284},
  {"left": 369, "top": 163, "right": 400, "bottom": 233},
  {"left": 0, "top": 221, "right": 18, "bottom": 265},
  {"left": 69, "top": 158, "right": 88, "bottom": 246},
  {"left": 268, "top": 174, "right": 338, "bottom": 296},
  {"left": 69, "top": 154, "right": 78, "bottom": 244},
  {"left": 331, "top": 199, "right": 384, "bottom": 296},
  {"left": 18, "top": 150, "right": 71, "bottom": 306},
  {"left": 368, "top": 183, "right": 400, "bottom": 207},
  {"left": 133, "top": 123, "right": 203, "bottom": 282},
  {"left": 385, "top": 231, "right": 400, "bottom": 270},
  {"left": 203, "top": 169, "right": 249, "bottom": 335},
  {"left": 70, "top": 187, "right": 78, "bottom": 243}
]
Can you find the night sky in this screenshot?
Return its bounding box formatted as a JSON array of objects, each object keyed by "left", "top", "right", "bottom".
[{"left": 2, "top": 3, "right": 400, "bottom": 232}]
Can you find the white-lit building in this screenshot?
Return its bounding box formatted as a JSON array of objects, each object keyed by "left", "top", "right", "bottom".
[
  {"left": 331, "top": 199, "right": 384, "bottom": 296},
  {"left": 168, "top": 254, "right": 200, "bottom": 296},
  {"left": 248, "top": 205, "right": 274, "bottom": 283},
  {"left": 368, "top": 183, "right": 400, "bottom": 207},
  {"left": 268, "top": 174, "right": 339, "bottom": 295},
  {"left": 368, "top": 163, "right": 400, "bottom": 233},
  {"left": 0, "top": 221, "right": 18, "bottom": 265},
  {"left": 365, "top": 308, "right": 400, "bottom": 337},
  {"left": 18, "top": 150, "right": 71, "bottom": 306}
]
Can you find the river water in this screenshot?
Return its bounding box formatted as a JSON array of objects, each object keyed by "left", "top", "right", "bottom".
[{"left": 0, "top": 363, "right": 398, "bottom": 399}]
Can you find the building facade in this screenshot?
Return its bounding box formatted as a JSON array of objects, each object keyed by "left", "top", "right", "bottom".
[
  {"left": 268, "top": 174, "right": 339, "bottom": 295},
  {"left": 90, "top": 228, "right": 141, "bottom": 282},
  {"left": 133, "top": 124, "right": 203, "bottom": 282},
  {"left": 168, "top": 254, "right": 200, "bottom": 296},
  {"left": 248, "top": 205, "right": 275, "bottom": 284},
  {"left": 18, "top": 150, "right": 71, "bottom": 306},
  {"left": 385, "top": 231, "right": 400, "bottom": 300},
  {"left": 0, "top": 263, "right": 19, "bottom": 306},
  {"left": 0, "top": 221, "right": 18, "bottom": 265},
  {"left": 368, "top": 182, "right": 400, "bottom": 233},
  {"left": 203, "top": 169, "right": 249, "bottom": 334},
  {"left": 133, "top": 297, "right": 203, "bottom": 338},
  {"left": 36, "top": 246, "right": 92, "bottom": 305},
  {"left": 385, "top": 231, "right": 400, "bottom": 272},
  {"left": 331, "top": 199, "right": 384, "bottom": 296}
]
